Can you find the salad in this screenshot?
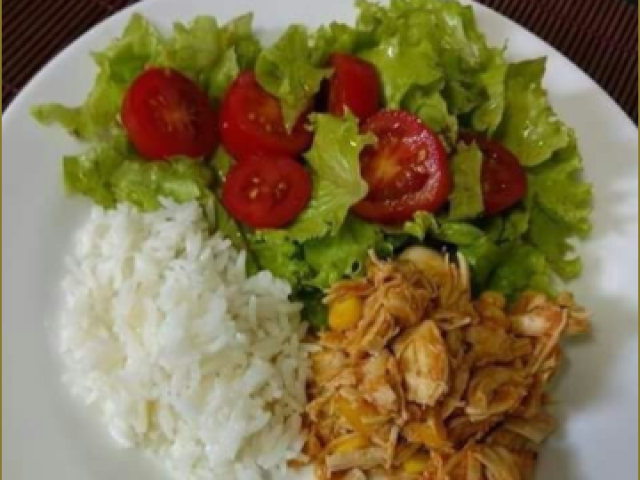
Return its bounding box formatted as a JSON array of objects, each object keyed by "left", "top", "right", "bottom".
[{"left": 33, "top": 0, "right": 592, "bottom": 329}]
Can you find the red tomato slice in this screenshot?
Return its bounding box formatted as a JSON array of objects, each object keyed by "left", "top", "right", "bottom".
[
  {"left": 222, "top": 156, "right": 312, "bottom": 229},
  {"left": 327, "top": 53, "right": 381, "bottom": 122},
  {"left": 219, "top": 72, "right": 313, "bottom": 159},
  {"left": 353, "top": 110, "right": 451, "bottom": 224},
  {"left": 121, "top": 67, "right": 218, "bottom": 160},
  {"left": 459, "top": 132, "right": 528, "bottom": 216}
]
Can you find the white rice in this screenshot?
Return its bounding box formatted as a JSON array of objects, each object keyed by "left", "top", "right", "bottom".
[{"left": 59, "top": 199, "right": 310, "bottom": 479}]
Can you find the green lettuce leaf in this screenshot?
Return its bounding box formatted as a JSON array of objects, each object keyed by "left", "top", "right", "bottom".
[
  {"left": 376, "top": 211, "right": 439, "bottom": 256},
  {"left": 110, "top": 159, "right": 212, "bottom": 211},
  {"left": 63, "top": 133, "right": 212, "bottom": 210},
  {"left": 528, "top": 207, "right": 581, "bottom": 280},
  {"left": 208, "top": 14, "right": 262, "bottom": 97},
  {"left": 495, "top": 59, "right": 570, "bottom": 166},
  {"left": 303, "top": 216, "right": 381, "bottom": 288},
  {"left": 285, "top": 114, "right": 374, "bottom": 241},
  {"left": 206, "top": 48, "right": 241, "bottom": 97},
  {"left": 355, "top": 0, "right": 394, "bottom": 39},
  {"left": 63, "top": 135, "right": 131, "bottom": 207},
  {"left": 356, "top": 0, "right": 507, "bottom": 126},
  {"left": 448, "top": 143, "right": 484, "bottom": 220},
  {"left": 210, "top": 197, "right": 247, "bottom": 250},
  {"left": 356, "top": 0, "right": 487, "bottom": 61},
  {"left": 485, "top": 205, "right": 530, "bottom": 244},
  {"left": 356, "top": 0, "right": 503, "bottom": 112},
  {"left": 91, "top": 13, "right": 166, "bottom": 79},
  {"left": 462, "top": 237, "right": 506, "bottom": 289},
  {"left": 403, "top": 87, "right": 458, "bottom": 138},
  {"left": 471, "top": 48, "right": 508, "bottom": 134},
  {"left": 157, "top": 14, "right": 261, "bottom": 98},
  {"left": 429, "top": 221, "right": 504, "bottom": 289},
  {"left": 219, "top": 13, "right": 262, "bottom": 70},
  {"left": 488, "top": 244, "right": 553, "bottom": 299},
  {"left": 207, "top": 147, "right": 247, "bottom": 250},
  {"left": 429, "top": 3, "right": 501, "bottom": 116},
  {"left": 157, "top": 16, "right": 222, "bottom": 76},
  {"left": 31, "top": 103, "right": 104, "bottom": 142},
  {"left": 526, "top": 135, "right": 592, "bottom": 279},
  {"left": 250, "top": 231, "right": 311, "bottom": 287},
  {"left": 310, "top": 22, "right": 365, "bottom": 65},
  {"left": 447, "top": 134, "right": 592, "bottom": 291},
  {"left": 250, "top": 216, "right": 381, "bottom": 322},
  {"left": 33, "top": 14, "right": 165, "bottom": 140},
  {"left": 296, "top": 288, "right": 329, "bottom": 330},
  {"left": 33, "top": 14, "right": 261, "bottom": 140},
  {"left": 436, "top": 225, "right": 554, "bottom": 299},
  {"left": 255, "top": 26, "right": 330, "bottom": 130},
  {"left": 359, "top": 37, "right": 442, "bottom": 107},
  {"left": 437, "top": 139, "right": 591, "bottom": 294},
  {"left": 436, "top": 221, "right": 485, "bottom": 245},
  {"left": 210, "top": 146, "right": 235, "bottom": 182},
  {"left": 402, "top": 211, "right": 439, "bottom": 239},
  {"left": 528, "top": 134, "right": 592, "bottom": 236},
  {"left": 250, "top": 217, "right": 381, "bottom": 294}
]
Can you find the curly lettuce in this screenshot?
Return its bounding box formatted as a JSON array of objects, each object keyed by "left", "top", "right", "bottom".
[
  {"left": 285, "top": 113, "right": 374, "bottom": 241},
  {"left": 33, "top": 13, "right": 261, "bottom": 215},
  {"left": 527, "top": 135, "right": 592, "bottom": 279},
  {"left": 32, "top": 15, "right": 164, "bottom": 140},
  {"left": 255, "top": 26, "right": 330, "bottom": 130},
  {"left": 303, "top": 216, "right": 381, "bottom": 288},
  {"left": 32, "top": 2, "right": 594, "bottom": 323},
  {"left": 495, "top": 59, "right": 570, "bottom": 166},
  {"left": 360, "top": 37, "right": 442, "bottom": 107},
  {"left": 158, "top": 13, "right": 261, "bottom": 98},
  {"left": 403, "top": 88, "right": 458, "bottom": 142},
  {"left": 32, "top": 14, "right": 261, "bottom": 140},
  {"left": 63, "top": 134, "right": 213, "bottom": 210},
  {"left": 448, "top": 143, "right": 485, "bottom": 220},
  {"left": 355, "top": 0, "right": 508, "bottom": 123}
]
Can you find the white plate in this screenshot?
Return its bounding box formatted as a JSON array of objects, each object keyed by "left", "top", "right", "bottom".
[{"left": 2, "top": 0, "right": 638, "bottom": 479}]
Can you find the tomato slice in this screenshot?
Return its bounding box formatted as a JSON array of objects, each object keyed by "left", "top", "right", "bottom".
[
  {"left": 327, "top": 53, "right": 381, "bottom": 122},
  {"left": 352, "top": 110, "right": 451, "bottom": 224},
  {"left": 219, "top": 72, "right": 313, "bottom": 159},
  {"left": 121, "top": 67, "right": 218, "bottom": 160},
  {"left": 222, "top": 155, "right": 312, "bottom": 229},
  {"left": 459, "top": 132, "right": 527, "bottom": 216}
]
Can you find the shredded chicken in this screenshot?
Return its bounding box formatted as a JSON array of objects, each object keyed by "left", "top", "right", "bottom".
[
  {"left": 393, "top": 321, "right": 449, "bottom": 406},
  {"left": 304, "top": 250, "right": 590, "bottom": 479}
]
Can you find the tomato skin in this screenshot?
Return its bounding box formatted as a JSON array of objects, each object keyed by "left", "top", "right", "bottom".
[
  {"left": 459, "top": 132, "right": 527, "bottom": 216},
  {"left": 222, "top": 156, "right": 312, "bottom": 229},
  {"left": 219, "top": 72, "right": 313, "bottom": 160},
  {"left": 352, "top": 110, "right": 451, "bottom": 224},
  {"left": 121, "top": 67, "right": 218, "bottom": 160},
  {"left": 327, "top": 53, "right": 381, "bottom": 122}
]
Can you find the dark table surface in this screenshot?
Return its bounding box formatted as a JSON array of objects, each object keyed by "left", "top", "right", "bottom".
[{"left": 3, "top": 0, "right": 638, "bottom": 123}]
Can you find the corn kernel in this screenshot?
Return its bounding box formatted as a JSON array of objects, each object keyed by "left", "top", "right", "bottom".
[
  {"left": 403, "top": 453, "right": 431, "bottom": 473},
  {"left": 328, "top": 296, "right": 363, "bottom": 331},
  {"left": 335, "top": 397, "right": 377, "bottom": 435},
  {"left": 333, "top": 434, "right": 369, "bottom": 453}
]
